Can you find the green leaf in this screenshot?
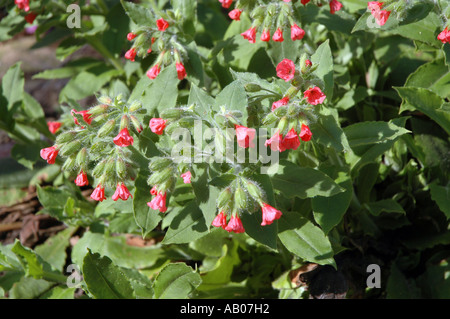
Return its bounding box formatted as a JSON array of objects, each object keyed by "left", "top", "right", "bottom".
[
  {"left": 33, "top": 58, "right": 103, "bottom": 80},
  {"left": 310, "top": 107, "right": 351, "bottom": 152},
  {"left": 214, "top": 80, "right": 248, "bottom": 125},
  {"left": 429, "top": 182, "right": 450, "bottom": 220},
  {"left": 121, "top": 0, "right": 155, "bottom": 26},
  {"left": 344, "top": 121, "right": 410, "bottom": 149},
  {"left": 11, "top": 240, "right": 44, "bottom": 279},
  {"left": 2, "top": 62, "right": 24, "bottom": 111},
  {"left": 11, "top": 143, "right": 41, "bottom": 170},
  {"left": 386, "top": 263, "right": 421, "bottom": 299},
  {"left": 270, "top": 160, "right": 343, "bottom": 199},
  {"left": 364, "top": 199, "right": 406, "bottom": 216},
  {"left": 188, "top": 83, "right": 215, "bottom": 119},
  {"left": 152, "top": 262, "right": 202, "bottom": 299},
  {"left": 142, "top": 63, "right": 179, "bottom": 113},
  {"left": 82, "top": 250, "right": 135, "bottom": 299},
  {"left": 278, "top": 214, "right": 336, "bottom": 267},
  {"left": 161, "top": 200, "right": 209, "bottom": 245},
  {"left": 404, "top": 59, "right": 450, "bottom": 99},
  {"left": 40, "top": 286, "right": 76, "bottom": 299},
  {"left": 9, "top": 277, "right": 53, "bottom": 299},
  {"left": 311, "top": 40, "right": 334, "bottom": 101}
]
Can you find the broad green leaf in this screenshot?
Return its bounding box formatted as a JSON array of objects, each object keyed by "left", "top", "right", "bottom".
[
  {"left": 270, "top": 160, "right": 343, "bottom": 199},
  {"left": 2, "top": 62, "right": 24, "bottom": 111},
  {"left": 11, "top": 143, "right": 41, "bottom": 170},
  {"left": 11, "top": 240, "right": 45, "bottom": 279},
  {"left": 386, "top": 263, "right": 421, "bottom": 299},
  {"left": 416, "top": 259, "right": 450, "bottom": 298},
  {"left": 311, "top": 40, "right": 334, "bottom": 101},
  {"left": 40, "top": 286, "right": 76, "bottom": 299},
  {"left": 405, "top": 59, "right": 450, "bottom": 99},
  {"left": 364, "top": 199, "right": 406, "bottom": 216},
  {"left": 310, "top": 107, "right": 351, "bottom": 152},
  {"left": 429, "top": 182, "right": 450, "bottom": 220},
  {"left": 141, "top": 64, "right": 179, "bottom": 113},
  {"left": 32, "top": 58, "right": 102, "bottom": 79},
  {"left": 214, "top": 80, "right": 248, "bottom": 125},
  {"left": 120, "top": 0, "right": 155, "bottom": 26},
  {"left": 344, "top": 121, "right": 410, "bottom": 149},
  {"left": 9, "top": 277, "right": 53, "bottom": 299},
  {"left": 189, "top": 228, "right": 228, "bottom": 258},
  {"left": 188, "top": 83, "right": 216, "bottom": 119},
  {"left": 161, "top": 200, "right": 209, "bottom": 245},
  {"left": 278, "top": 213, "right": 336, "bottom": 267},
  {"left": 82, "top": 250, "right": 135, "bottom": 299},
  {"left": 152, "top": 263, "right": 202, "bottom": 299}
]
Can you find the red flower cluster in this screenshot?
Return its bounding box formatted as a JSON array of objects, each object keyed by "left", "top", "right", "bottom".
[
  {"left": 147, "top": 187, "right": 167, "bottom": 213},
  {"left": 367, "top": 1, "right": 391, "bottom": 26},
  {"left": 265, "top": 125, "right": 312, "bottom": 152}
]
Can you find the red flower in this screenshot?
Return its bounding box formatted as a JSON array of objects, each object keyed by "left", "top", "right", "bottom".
[
  {"left": 228, "top": 9, "right": 242, "bottom": 21},
  {"left": 301, "top": 0, "right": 310, "bottom": 4},
  {"left": 71, "top": 109, "right": 92, "bottom": 126},
  {"left": 15, "top": 0, "right": 30, "bottom": 11},
  {"left": 150, "top": 186, "right": 158, "bottom": 195},
  {"left": 156, "top": 18, "right": 169, "bottom": 31},
  {"left": 235, "top": 125, "right": 256, "bottom": 148},
  {"left": 367, "top": 1, "right": 383, "bottom": 12},
  {"left": 305, "top": 59, "right": 312, "bottom": 67},
  {"left": 276, "top": 59, "right": 296, "bottom": 82},
  {"left": 47, "top": 121, "right": 62, "bottom": 134},
  {"left": 147, "top": 191, "right": 167, "bottom": 212},
  {"left": 272, "top": 28, "right": 284, "bottom": 42},
  {"left": 181, "top": 171, "right": 192, "bottom": 184},
  {"left": 241, "top": 27, "right": 257, "bottom": 43},
  {"left": 149, "top": 118, "right": 167, "bottom": 135},
  {"left": 281, "top": 128, "right": 300, "bottom": 151},
  {"left": 25, "top": 12, "right": 37, "bottom": 24},
  {"left": 212, "top": 211, "right": 227, "bottom": 229},
  {"left": 112, "top": 183, "right": 133, "bottom": 201},
  {"left": 127, "top": 32, "right": 136, "bottom": 41},
  {"left": 224, "top": 215, "right": 245, "bottom": 233},
  {"left": 146, "top": 65, "right": 161, "bottom": 79},
  {"left": 304, "top": 86, "right": 326, "bottom": 105},
  {"left": 218, "top": 0, "right": 233, "bottom": 9},
  {"left": 113, "top": 127, "right": 134, "bottom": 147},
  {"left": 368, "top": 2, "right": 390, "bottom": 26},
  {"left": 91, "top": 185, "right": 106, "bottom": 202},
  {"left": 299, "top": 124, "right": 312, "bottom": 142},
  {"left": 271, "top": 96, "right": 289, "bottom": 111},
  {"left": 75, "top": 171, "right": 89, "bottom": 187},
  {"left": 261, "top": 29, "right": 271, "bottom": 42},
  {"left": 265, "top": 130, "right": 285, "bottom": 152},
  {"left": 329, "top": 0, "right": 343, "bottom": 14},
  {"left": 40, "top": 146, "right": 59, "bottom": 164},
  {"left": 438, "top": 27, "right": 450, "bottom": 44},
  {"left": 291, "top": 24, "right": 305, "bottom": 41},
  {"left": 176, "top": 62, "right": 187, "bottom": 80},
  {"left": 124, "top": 48, "right": 137, "bottom": 62},
  {"left": 261, "top": 203, "right": 282, "bottom": 226}
]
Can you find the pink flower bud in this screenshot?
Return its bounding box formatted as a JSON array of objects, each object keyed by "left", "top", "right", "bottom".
[
  {"left": 75, "top": 171, "right": 89, "bottom": 187},
  {"left": 113, "top": 127, "right": 134, "bottom": 147},
  {"left": 241, "top": 27, "right": 257, "bottom": 43},
  {"left": 272, "top": 28, "right": 284, "bottom": 42},
  {"left": 127, "top": 32, "right": 137, "bottom": 41},
  {"left": 176, "top": 62, "right": 187, "bottom": 80},
  {"left": 47, "top": 121, "right": 62, "bottom": 134},
  {"left": 156, "top": 18, "right": 169, "bottom": 31},
  {"left": 329, "top": 0, "right": 343, "bottom": 14},
  {"left": 225, "top": 215, "right": 245, "bottom": 233},
  {"left": 304, "top": 86, "right": 326, "bottom": 105},
  {"left": 290, "top": 24, "right": 305, "bottom": 41},
  {"left": 299, "top": 124, "right": 312, "bottom": 142},
  {"left": 260, "top": 29, "right": 270, "bottom": 42},
  {"left": 261, "top": 203, "right": 282, "bottom": 226},
  {"left": 125, "top": 48, "right": 137, "bottom": 62},
  {"left": 212, "top": 211, "right": 227, "bottom": 229},
  {"left": 40, "top": 146, "right": 59, "bottom": 164},
  {"left": 276, "top": 59, "right": 296, "bottom": 82},
  {"left": 235, "top": 125, "right": 256, "bottom": 148},
  {"left": 271, "top": 96, "right": 289, "bottom": 111},
  {"left": 149, "top": 118, "right": 167, "bottom": 135},
  {"left": 305, "top": 59, "right": 312, "bottom": 67},
  {"left": 147, "top": 191, "right": 167, "bottom": 212},
  {"left": 181, "top": 171, "right": 192, "bottom": 184},
  {"left": 281, "top": 128, "right": 300, "bottom": 151},
  {"left": 91, "top": 184, "right": 106, "bottom": 202},
  {"left": 146, "top": 65, "right": 161, "bottom": 79},
  {"left": 228, "top": 9, "right": 242, "bottom": 21},
  {"left": 112, "top": 183, "right": 133, "bottom": 201}
]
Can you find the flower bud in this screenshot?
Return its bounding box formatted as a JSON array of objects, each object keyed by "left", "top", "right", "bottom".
[
  {"left": 217, "top": 187, "right": 233, "bottom": 209},
  {"left": 62, "top": 156, "right": 76, "bottom": 171},
  {"left": 75, "top": 148, "right": 88, "bottom": 168},
  {"left": 246, "top": 180, "right": 263, "bottom": 203},
  {"left": 273, "top": 105, "right": 288, "bottom": 117},
  {"left": 262, "top": 112, "right": 278, "bottom": 125},
  {"left": 116, "top": 157, "right": 127, "bottom": 179},
  {"left": 97, "top": 119, "right": 116, "bottom": 138},
  {"left": 149, "top": 157, "right": 173, "bottom": 171},
  {"left": 91, "top": 141, "right": 107, "bottom": 154},
  {"left": 244, "top": 83, "right": 262, "bottom": 92},
  {"left": 56, "top": 131, "right": 76, "bottom": 145},
  {"left": 288, "top": 104, "right": 298, "bottom": 117},
  {"left": 147, "top": 167, "right": 173, "bottom": 186},
  {"left": 120, "top": 115, "right": 130, "bottom": 131},
  {"left": 93, "top": 113, "right": 109, "bottom": 123},
  {"left": 266, "top": 3, "right": 277, "bottom": 16},
  {"left": 157, "top": 38, "right": 165, "bottom": 52},
  {"left": 59, "top": 140, "right": 81, "bottom": 157},
  {"left": 93, "top": 160, "right": 107, "bottom": 177},
  {"left": 89, "top": 104, "right": 108, "bottom": 116},
  {"left": 160, "top": 108, "right": 184, "bottom": 119},
  {"left": 98, "top": 96, "right": 112, "bottom": 105},
  {"left": 277, "top": 117, "right": 288, "bottom": 134},
  {"left": 104, "top": 158, "right": 116, "bottom": 179},
  {"left": 129, "top": 115, "right": 144, "bottom": 133},
  {"left": 234, "top": 186, "right": 247, "bottom": 210},
  {"left": 128, "top": 101, "right": 142, "bottom": 112}
]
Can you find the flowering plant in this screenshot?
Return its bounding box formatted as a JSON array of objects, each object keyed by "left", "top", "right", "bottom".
[{"left": 0, "top": 0, "right": 450, "bottom": 300}]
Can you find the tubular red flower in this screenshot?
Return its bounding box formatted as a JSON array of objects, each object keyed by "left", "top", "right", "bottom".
[
  {"left": 299, "top": 123, "right": 312, "bottom": 142},
  {"left": 265, "top": 130, "right": 285, "bottom": 152},
  {"left": 91, "top": 185, "right": 106, "bottom": 202},
  {"left": 212, "top": 211, "right": 227, "bottom": 229},
  {"left": 276, "top": 59, "right": 296, "bottom": 82},
  {"left": 150, "top": 186, "right": 158, "bottom": 195},
  {"left": 228, "top": 8, "right": 242, "bottom": 21},
  {"left": 146, "top": 65, "right": 161, "bottom": 79},
  {"left": 181, "top": 171, "right": 192, "bottom": 184},
  {"left": 272, "top": 28, "right": 284, "bottom": 42},
  {"left": 235, "top": 125, "right": 256, "bottom": 148},
  {"left": 112, "top": 183, "right": 133, "bottom": 201},
  {"left": 125, "top": 48, "right": 137, "bottom": 62},
  {"left": 218, "top": 0, "right": 233, "bottom": 9},
  {"left": 225, "top": 215, "right": 245, "bottom": 233},
  {"left": 149, "top": 118, "right": 167, "bottom": 135},
  {"left": 368, "top": 2, "right": 390, "bottom": 26},
  {"left": 156, "top": 18, "right": 169, "bottom": 31},
  {"left": 47, "top": 121, "right": 62, "bottom": 134},
  {"left": 291, "top": 24, "right": 305, "bottom": 41},
  {"left": 329, "top": 0, "right": 343, "bottom": 14},
  {"left": 271, "top": 96, "right": 289, "bottom": 111},
  {"left": 438, "top": 27, "right": 450, "bottom": 44},
  {"left": 301, "top": 0, "right": 310, "bottom": 4},
  {"left": 304, "top": 86, "right": 326, "bottom": 105},
  {"left": 305, "top": 59, "right": 312, "bottom": 67},
  {"left": 75, "top": 171, "right": 89, "bottom": 187},
  {"left": 15, "top": 0, "right": 30, "bottom": 12},
  {"left": 71, "top": 109, "right": 92, "bottom": 126},
  {"left": 40, "top": 146, "right": 59, "bottom": 164},
  {"left": 147, "top": 191, "right": 167, "bottom": 212},
  {"left": 25, "top": 12, "right": 37, "bottom": 24},
  {"left": 176, "top": 62, "right": 187, "bottom": 80},
  {"left": 127, "top": 32, "right": 136, "bottom": 41},
  {"left": 261, "top": 29, "right": 271, "bottom": 42},
  {"left": 113, "top": 127, "right": 134, "bottom": 147},
  {"left": 241, "top": 27, "right": 257, "bottom": 43},
  {"left": 261, "top": 203, "right": 282, "bottom": 226},
  {"left": 367, "top": 1, "right": 383, "bottom": 12},
  {"left": 281, "top": 128, "right": 300, "bottom": 151}
]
